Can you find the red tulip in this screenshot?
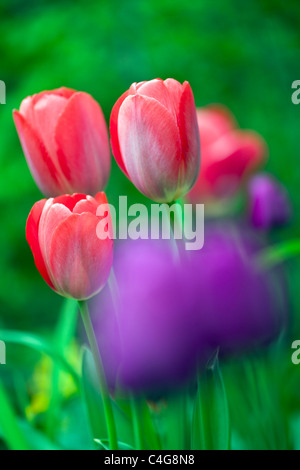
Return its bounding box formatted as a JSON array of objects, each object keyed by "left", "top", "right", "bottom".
[
  {"left": 187, "top": 105, "right": 267, "bottom": 202},
  {"left": 13, "top": 87, "right": 111, "bottom": 197},
  {"left": 110, "top": 78, "right": 200, "bottom": 202},
  {"left": 26, "top": 192, "right": 113, "bottom": 300}
]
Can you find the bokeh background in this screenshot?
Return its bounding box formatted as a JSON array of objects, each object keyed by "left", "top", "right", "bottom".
[{"left": 0, "top": 0, "right": 300, "bottom": 450}]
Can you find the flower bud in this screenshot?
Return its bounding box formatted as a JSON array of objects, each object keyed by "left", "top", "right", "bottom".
[
  {"left": 14, "top": 88, "right": 111, "bottom": 196},
  {"left": 110, "top": 79, "right": 200, "bottom": 202},
  {"left": 248, "top": 173, "right": 292, "bottom": 229},
  {"left": 26, "top": 192, "right": 113, "bottom": 300},
  {"left": 187, "top": 105, "right": 267, "bottom": 202}
]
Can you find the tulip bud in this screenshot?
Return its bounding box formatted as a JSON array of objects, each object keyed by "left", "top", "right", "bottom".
[
  {"left": 187, "top": 105, "right": 267, "bottom": 202},
  {"left": 110, "top": 79, "right": 200, "bottom": 202},
  {"left": 248, "top": 173, "right": 292, "bottom": 229},
  {"left": 13, "top": 87, "right": 111, "bottom": 196},
  {"left": 26, "top": 192, "right": 113, "bottom": 300}
]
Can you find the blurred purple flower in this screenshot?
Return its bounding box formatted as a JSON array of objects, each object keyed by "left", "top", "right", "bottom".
[
  {"left": 190, "top": 225, "right": 287, "bottom": 354},
  {"left": 93, "top": 240, "right": 210, "bottom": 393},
  {"left": 92, "top": 227, "right": 287, "bottom": 394},
  {"left": 248, "top": 173, "right": 292, "bottom": 229}
]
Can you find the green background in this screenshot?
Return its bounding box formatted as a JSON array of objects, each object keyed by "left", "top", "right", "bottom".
[{"left": 0, "top": 0, "right": 300, "bottom": 450}]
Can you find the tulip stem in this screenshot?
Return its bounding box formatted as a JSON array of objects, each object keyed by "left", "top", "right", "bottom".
[
  {"left": 78, "top": 300, "right": 118, "bottom": 450},
  {"left": 168, "top": 200, "right": 183, "bottom": 261},
  {"left": 130, "top": 395, "right": 144, "bottom": 450}
]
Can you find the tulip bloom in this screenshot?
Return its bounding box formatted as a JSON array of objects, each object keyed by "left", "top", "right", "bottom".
[
  {"left": 248, "top": 173, "right": 292, "bottom": 230},
  {"left": 94, "top": 240, "right": 209, "bottom": 392},
  {"left": 13, "top": 87, "right": 111, "bottom": 196},
  {"left": 110, "top": 79, "right": 200, "bottom": 202},
  {"left": 187, "top": 105, "right": 267, "bottom": 202},
  {"left": 190, "top": 226, "right": 287, "bottom": 353},
  {"left": 26, "top": 192, "right": 113, "bottom": 300}
]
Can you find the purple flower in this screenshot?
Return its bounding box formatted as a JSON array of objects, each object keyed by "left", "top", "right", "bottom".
[
  {"left": 92, "top": 240, "right": 210, "bottom": 393},
  {"left": 248, "top": 173, "right": 292, "bottom": 229},
  {"left": 190, "top": 225, "right": 287, "bottom": 354},
  {"left": 92, "top": 228, "right": 287, "bottom": 393}
]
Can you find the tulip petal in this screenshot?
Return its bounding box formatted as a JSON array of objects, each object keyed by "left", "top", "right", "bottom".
[
  {"left": 55, "top": 92, "right": 111, "bottom": 195},
  {"left": 109, "top": 90, "right": 131, "bottom": 176},
  {"left": 26, "top": 199, "right": 55, "bottom": 289},
  {"left": 19, "top": 96, "right": 35, "bottom": 122},
  {"left": 49, "top": 213, "right": 113, "bottom": 299},
  {"left": 33, "top": 94, "right": 68, "bottom": 160},
  {"left": 205, "top": 131, "right": 267, "bottom": 196},
  {"left": 177, "top": 82, "right": 200, "bottom": 188},
  {"left": 94, "top": 192, "right": 109, "bottom": 205},
  {"left": 38, "top": 201, "right": 72, "bottom": 284},
  {"left": 73, "top": 195, "right": 100, "bottom": 215},
  {"left": 134, "top": 81, "right": 146, "bottom": 91},
  {"left": 118, "top": 94, "right": 182, "bottom": 201},
  {"left": 137, "top": 79, "right": 177, "bottom": 117},
  {"left": 54, "top": 194, "right": 86, "bottom": 212},
  {"left": 164, "top": 78, "right": 184, "bottom": 115},
  {"left": 72, "top": 193, "right": 111, "bottom": 218},
  {"left": 196, "top": 106, "right": 237, "bottom": 146},
  {"left": 210, "top": 130, "right": 266, "bottom": 173},
  {"left": 52, "top": 87, "right": 76, "bottom": 99},
  {"left": 13, "top": 110, "right": 62, "bottom": 196},
  {"left": 20, "top": 90, "right": 72, "bottom": 124}
]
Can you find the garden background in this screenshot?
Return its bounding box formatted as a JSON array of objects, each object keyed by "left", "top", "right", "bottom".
[{"left": 0, "top": 0, "right": 300, "bottom": 450}]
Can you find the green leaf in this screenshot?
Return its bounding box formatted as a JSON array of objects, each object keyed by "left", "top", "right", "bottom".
[
  {"left": 192, "top": 352, "right": 230, "bottom": 450},
  {"left": 94, "top": 439, "right": 135, "bottom": 451},
  {"left": 0, "top": 410, "right": 62, "bottom": 450},
  {"left": 114, "top": 388, "right": 161, "bottom": 450},
  {"left": 0, "top": 329, "right": 80, "bottom": 388},
  {"left": 57, "top": 398, "right": 94, "bottom": 450},
  {"left": 0, "top": 381, "right": 31, "bottom": 450},
  {"left": 139, "top": 399, "right": 161, "bottom": 450},
  {"left": 257, "top": 240, "right": 300, "bottom": 269},
  {"left": 81, "top": 347, "right": 108, "bottom": 443},
  {"left": 18, "top": 421, "right": 63, "bottom": 450},
  {"left": 128, "top": 395, "right": 161, "bottom": 450},
  {"left": 160, "top": 392, "right": 187, "bottom": 450},
  {"left": 46, "top": 299, "right": 78, "bottom": 438},
  {"left": 81, "top": 348, "right": 135, "bottom": 448}
]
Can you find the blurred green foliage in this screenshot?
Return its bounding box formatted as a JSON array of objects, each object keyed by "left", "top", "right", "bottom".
[{"left": 1, "top": 0, "right": 300, "bottom": 450}]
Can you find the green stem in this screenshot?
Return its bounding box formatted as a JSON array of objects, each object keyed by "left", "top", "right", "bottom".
[
  {"left": 78, "top": 300, "right": 118, "bottom": 450},
  {"left": 192, "top": 353, "right": 230, "bottom": 450},
  {"left": 168, "top": 200, "right": 184, "bottom": 260},
  {"left": 164, "top": 391, "right": 188, "bottom": 450},
  {"left": 130, "top": 395, "right": 144, "bottom": 450},
  {"left": 192, "top": 369, "right": 209, "bottom": 450}
]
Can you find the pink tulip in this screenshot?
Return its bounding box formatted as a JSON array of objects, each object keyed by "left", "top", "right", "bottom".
[
  {"left": 13, "top": 87, "right": 111, "bottom": 197},
  {"left": 110, "top": 78, "right": 200, "bottom": 202},
  {"left": 26, "top": 192, "right": 113, "bottom": 300},
  {"left": 187, "top": 105, "right": 267, "bottom": 202}
]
